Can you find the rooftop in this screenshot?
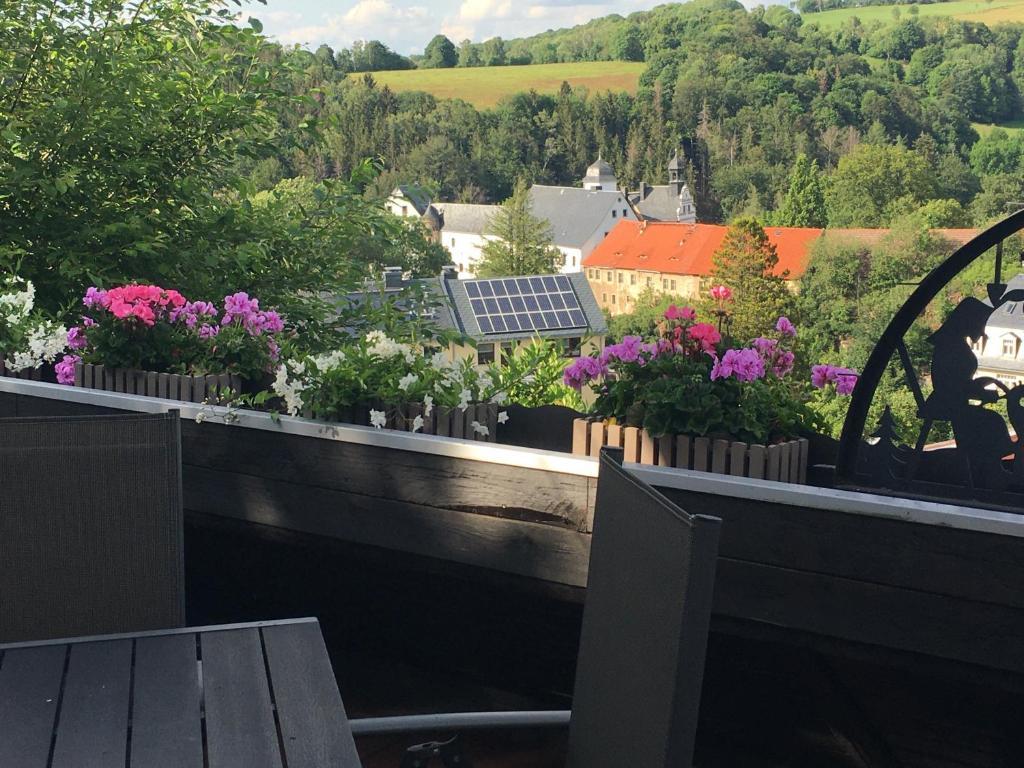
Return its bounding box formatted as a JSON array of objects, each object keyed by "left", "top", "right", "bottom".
[
  {"left": 583, "top": 221, "right": 822, "bottom": 279},
  {"left": 434, "top": 202, "right": 497, "bottom": 236},
  {"left": 529, "top": 185, "right": 629, "bottom": 249}
]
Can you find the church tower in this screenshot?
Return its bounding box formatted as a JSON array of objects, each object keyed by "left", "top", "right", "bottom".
[{"left": 582, "top": 156, "right": 618, "bottom": 191}]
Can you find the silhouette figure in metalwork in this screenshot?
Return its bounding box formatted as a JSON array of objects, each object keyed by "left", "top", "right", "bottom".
[{"left": 918, "top": 296, "right": 1022, "bottom": 490}]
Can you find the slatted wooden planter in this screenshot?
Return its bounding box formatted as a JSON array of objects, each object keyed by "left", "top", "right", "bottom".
[
  {"left": 572, "top": 419, "right": 808, "bottom": 484},
  {"left": 74, "top": 362, "right": 242, "bottom": 404},
  {"left": 304, "top": 401, "right": 500, "bottom": 443},
  {"left": 0, "top": 358, "right": 44, "bottom": 381}
]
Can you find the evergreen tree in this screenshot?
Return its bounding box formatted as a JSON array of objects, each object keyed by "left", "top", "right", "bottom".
[
  {"left": 706, "top": 218, "right": 795, "bottom": 342},
  {"left": 778, "top": 154, "right": 826, "bottom": 227},
  {"left": 477, "top": 181, "right": 562, "bottom": 277},
  {"left": 423, "top": 35, "right": 458, "bottom": 68}
]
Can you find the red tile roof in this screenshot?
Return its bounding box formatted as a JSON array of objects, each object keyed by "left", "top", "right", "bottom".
[{"left": 583, "top": 221, "right": 824, "bottom": 279}]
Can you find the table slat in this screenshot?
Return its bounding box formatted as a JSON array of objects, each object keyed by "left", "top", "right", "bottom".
[
  {"left": 202, "top": 628, "right": 283, "bottom": 768},
  {"left": 50, "top": 639, "right": 132, "bottom": 768},
  {"left": 262, "top": 622, "right": 361, "bottom": 768},
  {"left": 0, "top": 645, "right": 67, "bottom": 768},
  {"left": 130, "top": 633, "right": 204, "bottom": 768}
]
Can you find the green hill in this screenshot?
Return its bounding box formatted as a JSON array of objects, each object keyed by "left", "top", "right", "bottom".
[
  {"left": 349, "top": 61, "right": 646, "bottom": 108},
  {"left": 805, "top": 0, "right": 1024, "bottom": 29}
]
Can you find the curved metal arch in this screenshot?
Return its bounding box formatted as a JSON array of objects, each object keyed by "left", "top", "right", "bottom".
[{"left": 835, "top": 208, "right": 1024, "bottom": 483}]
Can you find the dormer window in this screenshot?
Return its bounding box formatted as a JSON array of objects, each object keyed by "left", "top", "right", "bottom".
[{"left": 1002, "top": 335, "right": 1019, "bottom": 358}]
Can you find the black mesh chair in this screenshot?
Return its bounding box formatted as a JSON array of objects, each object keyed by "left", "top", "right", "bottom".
[
  {"left": 0, "top": 412, "right": 185, "bottom": 642},
  {"left": 565, "top": 447, "right": 722, "bottom": 768}
]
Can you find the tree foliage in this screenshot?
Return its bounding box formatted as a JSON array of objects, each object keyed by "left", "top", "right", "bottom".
[
  {"left": 477, "top": 181, "right": 562, "bottom": 277},
  {"left": 422, "top": 35, "right": 458, "bottom": 69},
  {"left": 778, "top": 154, "right": 827, "bottom": 227}
]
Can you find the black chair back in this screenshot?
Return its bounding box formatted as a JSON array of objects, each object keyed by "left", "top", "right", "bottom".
[
  {"left": 567, "top": 448, "right": 722, "bottom": 768},
  {"left": 0, "top": 412, "right": 185, "bottom": 641}
]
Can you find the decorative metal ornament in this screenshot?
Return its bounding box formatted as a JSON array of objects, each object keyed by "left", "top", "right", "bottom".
[{"left": 836, "top": 209, "right": 1024, "bottom": 511}]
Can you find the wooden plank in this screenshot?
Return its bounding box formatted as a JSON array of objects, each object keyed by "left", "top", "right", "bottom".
[
  {"left": 158, "top": 372, "right": 170, "bottom": 400},
  {"left": 147, "top": 371, "right": 158, "bottom": 398},
  {"left": 436, "top": 406, "right": 451, "bottom": 438},
  {"left": 657, "top": 435, "right": 673, "bottom": 467},
  {"left": 180, "top": 375, "right": 193, "bottom": 403},
  {"left": 50, "top": 639, "right": 132, "bottom": 768},
  {"left": 193, "top": 376, "right": 207, "bottom": 404},
  {"left": 730, "top": 441, "right": 747, "bottom": 476},
  {"left": 748, "top": 445, "right": 766, "bottom": 479},
  {"left": 640, "top": 429, "right": 656, "bottom": 465},
  {"left": 185, "top": 467, "right": 592, "bottom": 588},
  {"left": 124, "top": 369, "right": 136, "bottom": 395},
  {"left": 462, "top": 405, "right": 475, "bottom": 440},
  {"left": 712, "top": 439, "right": 730, "bottom": 474},
  {"left": 779, "top": 442, "right": 792, "bottom": 483},
  {"left": 572, "top": 418, "right": 589, "bottom": 455},
  {"left": 0, "top": 644, "right": 67, "bottom": 768},
  {"left": 130, "top": 634, "right": 203, "bottom": 768},
  {"left": 588, "top": 421, "right": 605, "bottom": 458},
  {"left": 94, "top": 364, "right": 105, "bottom": 392},
  {"left": 767, "top": 444, "right": 782, "bottom": 481},
  {"left": 623, "top": 427, "right": 640, "bottom": 463},
  {"left": 202, "top": 628, "right": 283, "bottom": 768},
  {"left": 606, "top": 423, "right": 623, "bottom": 449},
  {"left": 484, "top": 403, "right": 498, "bottom": 444},
  {"left": 789, "top": 440, "right": 802, "bottom": 485},
  {"left": 693, "top": 437, "right": 710, "bottom": 472},
  {"left": 799, "top": 438, "right": 809, "bottom": 484},
  {"left": 74, "top": 362, "right": 84, "bottom": 388},
  {"left": 261, "top": 622, "right": 361, "bottom": 768},
  {"left": 450, "top": 406, "right": 465, "bottom": 439},
  {"left": 675, "top": 435, "right": 691, "bottom": 470}
]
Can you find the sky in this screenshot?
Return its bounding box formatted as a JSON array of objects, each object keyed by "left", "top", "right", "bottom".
[{"left": 244, "top": 0, "right": 761, "bottom": 56}]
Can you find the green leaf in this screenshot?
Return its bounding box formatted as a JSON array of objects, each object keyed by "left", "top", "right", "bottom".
[{"left": 248, "top": 17, "right": 263, "bottom": 33}]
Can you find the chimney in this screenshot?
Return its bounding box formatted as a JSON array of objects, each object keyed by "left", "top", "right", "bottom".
[
  {"left": 441, "top": 264, "right": 458, "bottom": 280},
  {"left": 640, "top": 182, "right": 651, "bottom": 201},
  {"left": 383, "top": 266, "right": 403, "bottom": 289}
]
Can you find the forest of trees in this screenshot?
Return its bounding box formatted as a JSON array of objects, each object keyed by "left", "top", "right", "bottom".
[{"left": 253, "top": 0, "right": 1024, "bottom": 230}]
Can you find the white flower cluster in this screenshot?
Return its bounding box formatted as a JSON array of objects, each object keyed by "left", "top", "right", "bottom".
[
  {"left": 366, "top": 330, "right": 416, "bottom": 364},
  {"left": 1, "top": 278, "right": 67, "bottom": 372},
  {"left": 272, "top": 361, "right": 306, "bottom": 416}
]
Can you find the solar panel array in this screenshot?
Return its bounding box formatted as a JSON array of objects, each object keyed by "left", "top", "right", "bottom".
[{"left": 465, "top": 275, "right": 588, "bottom": 335}]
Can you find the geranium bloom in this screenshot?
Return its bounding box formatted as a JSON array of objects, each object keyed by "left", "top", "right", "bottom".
[
  {"left": 83, "top": 287, "right": 107, "bottom": 309},
  {"left": 711, "top": 348, "right": 765, "bottom": 382},
  {"left": 564, "top": 355, "right": 609, "bottom": 390},
  {"left": 776, "top": 316, "right": 796, "bottom": 337},
  {"left": 66, "top": 326, "right": 88, "bottom": 350},
  {"left": 812, "top": 364, "right": 858, "bottom": 394},
  {"left": 601, "top": 335, "right": 644, "bottom": 365},
  {"left": 687, "top": 323, "right": 721, "bottom": 355},
  {"left": 710, "top": 285, "right": 732, "bottom": 302},
  {"left": 664, "top": 305, "right": 696, "bottom": 322},
  {"left": 55, "top": 355, "right": 80, "bottom": 385}
]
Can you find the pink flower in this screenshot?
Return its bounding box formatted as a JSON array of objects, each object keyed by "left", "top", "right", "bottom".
[
  {"left": 564, "top": 356, "right": 608, "bottom": 390},
  {"left": 109, "top": 298, "right": 133, "bottom": 319},
  {"left": 131, "top": 303, "right": 156, "bottom": 325},
  {"left": 772, "top": 350, "right": 795, "bottom": 378},
  {"left": 812, "top": 364, "right": 858, "bottom": 394},
  {"left": 835, "top": 372, "right": 857, "bottom": 395},
  {"left": 710, "top": 348, "right": 765, "bottom": 382},
  {"left": 83, "top": 287, "right": 107, "bottom": 308},
  {"left": 710, "top": 285, "right": 732, "bottom": 302},
  {"left": 55, "top": 355, "right": 80, "bottom": 386},
  {"left": 664, "top": 305, "right": 696, "bottom": 322},
  {"left": 776, "top": 316, "right": 796, "bottom": 337},
  {"left": 67, "top": 326, "right": 88, "bottom": 350},
  {"left": 687, "top": 323, "right": 721, "bottom": 355},
  {"left": 198, "top": 323, "right": 220, "bottom": 339},
  {"left": 601, "top": 335, "right": 644, "bottom": 364}
]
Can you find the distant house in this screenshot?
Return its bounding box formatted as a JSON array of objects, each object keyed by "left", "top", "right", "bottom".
[
  {"left": 529, "top": 159, "right": 639, "bottom": 274},
  {"left": 582, "top": 221, "right": 823, "bottom": 315},
  {"left": 352, "top": 266, "right": 607, "bottom": 366},
  {"left": 628, "top": 153, "right": 697, "bottom": 224},
  {"left": 975, "top": 274, "right": 1024, "bottom": 388},
  {"left": 430, "top": 203, "right": 497, "bottom": 279},
  {"left": 386, "top": 186, "right": 431, "bottom": 219}
]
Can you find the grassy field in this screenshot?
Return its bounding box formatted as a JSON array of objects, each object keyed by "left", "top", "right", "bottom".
[
  {"left": 806, "top": 0, "right": 1024, "bottom": 28},
  {"left": 351, "top": 61, "right": 647, "bottom": 108},
  {"left": 972, "top": 120, "right": 1024, "bottom": 136}
]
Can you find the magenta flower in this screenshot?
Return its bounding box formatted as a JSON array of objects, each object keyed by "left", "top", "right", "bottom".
[
  {"left": 664, "top": 305, "right": 696, "bottom": 322},
  {"left": 198, "top": 323, "right": 220, "bottom": 340},
  {"left": 711, "top": 348, "right": 765, "bottom": 382},
  {"left": 812, "top": 364, "right": 858, "bottom": 394},
  {"left": 835, "top": 372, "right": 857, "bottom": 395},
  {"left": 83, "top": 287, "right": 108, "bottom": 308},
  {"left": 66, "top": 326, "right": 88, "bottom": 350},
  {"left": 564, "top": 356, "right": 608, "bottom": 390},
  {"left": 687, "top": 323, "right": 721, "bottom": 355},
  {"left": 710, "top": 285, "right": 733, "bottom": 302},
  {"left": 776, "top": 316, "right": 796, "bottom": 337},
  {"left": 602, "top": 335, "right": 644, "bottom": 364},
  {"left": 55, "top": 355, "right": 80, "bottom": 386}
]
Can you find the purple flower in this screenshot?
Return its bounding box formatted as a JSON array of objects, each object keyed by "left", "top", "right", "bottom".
[
  {"left": 66, "top": 326, "right": 88, "bottom": 350},
  {"left": 564, "top": 356, "right": 608, "bottom": 390},
  {"left": 776, "top": 316, "right": 796, "bottom": 337},
  {"left": 83, "top": 287, "right": 107, "bottom": 308},
  {"left": 711, "top": 348, "right": 765, "bottom": 382},
  {"left": 262, "top": 310, "right": 284, "bottom": 334},
  {"left": 812, "top": 364, "right": 858, "bottom": 393},
  {"left": 772, "top": 350, "right": 795, "bottom": 378},
  {"left": 198, "top": 323, "right": 220, "bottom": 340},
  {"left": 82, "top": 316, "right": 96, "bottom": 327},
  {"left": 601, "top": 335, "right": 644, "bottom": 365},
  {"left": 171, "top": 300, "right": 218, "bottom": 328},
  {"left": 55, "top": 355, "right": 80, "bottom": 386},
  {"left": 835, "top": 372, "right": 857, "bottom": 395}
]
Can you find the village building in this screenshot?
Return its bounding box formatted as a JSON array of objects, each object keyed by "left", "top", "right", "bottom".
[
  {"left": 583, "top": 221, "right": 822, "bottom": 315},
  {"left": 386, "top": 159, "right": 639, "bottom": 277},
  {"left": 352, "top": 266, "right": 606, "bottom": 367},
  {"left": 628, "top": 153, "right": 698, "bottom": 224},
  {"left": 974, "top": 274, "right": 1024, "bottom": 388}
]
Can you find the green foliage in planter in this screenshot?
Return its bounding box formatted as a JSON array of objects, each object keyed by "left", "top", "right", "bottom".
[{"left": 488, "top": 340, "right": 585, "bottom": 411}]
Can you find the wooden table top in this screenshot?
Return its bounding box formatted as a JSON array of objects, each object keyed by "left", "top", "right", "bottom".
[{"left": 0, "top": 618, "right": 362, "bottom": 768}]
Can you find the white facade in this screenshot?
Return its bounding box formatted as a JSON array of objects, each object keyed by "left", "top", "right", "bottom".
[
  {"left": 444, "top": 230, "right": 497, "bottom": 279},
  {"left": 974, "top": 321, "right": 1024, "bottom": 388}
]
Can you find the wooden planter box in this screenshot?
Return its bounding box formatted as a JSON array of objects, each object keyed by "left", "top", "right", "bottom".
[
  {"left": 306, "top": 401, "right": 499, "bottom": 443},
  {"left": 572, "top": 419, "right": 808, "bottom": 484},
  {"left": 0, "top": 358, "right": 44, "bottom": 381},
  {"left": 74, "top": 362, "right": 242, "bottom": 404}
]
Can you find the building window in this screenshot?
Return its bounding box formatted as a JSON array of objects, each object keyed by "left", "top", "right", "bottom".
[
  {"left": 562, "top": 337, "right": 582, "bottom": 358},
  {"left": 602, "top": 293, "right": 608, "bottom": 303},
  {"left": 477, "top": 343, "right": 495, "bottom": 365},
  {"left": 617, "top": 273, "right": 623, "bottom": 283},
  {"left": 500, "top": 341, "right": 516, "bottom": 364},
  {"left": 662, "top": 279, "right": 668, "bottom": 290},
  {"left": 451, "top": 237, "right": 456, "bottom": 246},
  {"left": 611, "top": 295, "right": 617, "bottom": 305},
  {"left": 622, "top": 209, "right": 628, "bottom": 217},
  {"left": 401, "top": 205, "right": 408, "bottom": 216},
  {"left": 606, "top": 271, "right": 613, "bottom": 281},
  {"left": 1002, "top": 337, "right": 1018, "bottom": 358},
  {"left": 612, "top": 210, "right": 617, "bottom": 218},
  {"left": 646, "top": 276, "right": 652, "bottom": 286},
  {"left": 670, "top": 280, "right": 677, "bottom": 291},
  {"left": 630, "top": 274, "right": 636, "bottom": 285}
]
